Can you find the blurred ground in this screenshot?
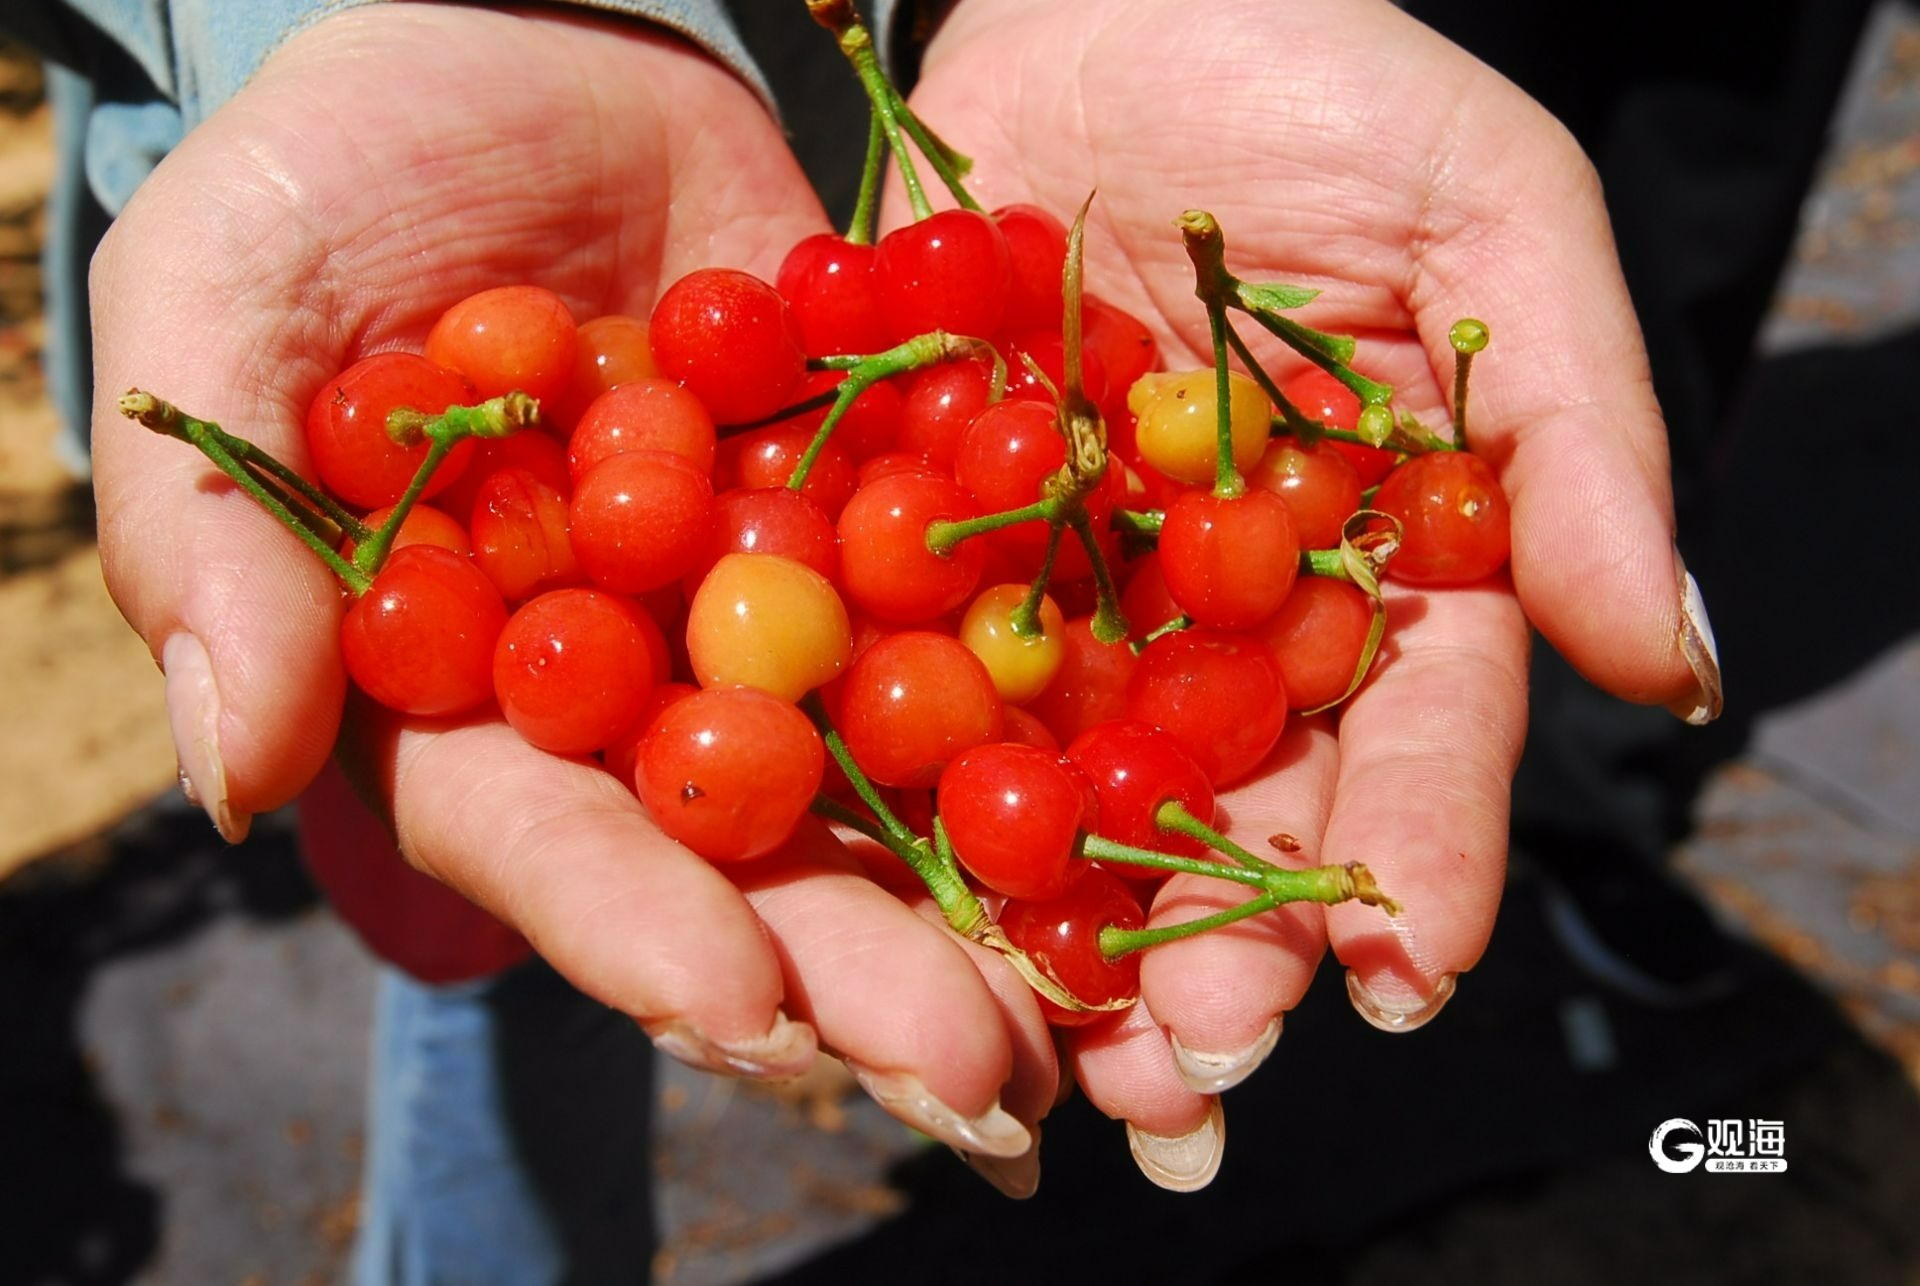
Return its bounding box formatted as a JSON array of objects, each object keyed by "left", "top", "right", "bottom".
[{"left": 3, "top": 7, "right": 1920, "bottom": 1286}]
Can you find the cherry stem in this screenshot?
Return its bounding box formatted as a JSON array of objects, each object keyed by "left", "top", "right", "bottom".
[
  {"left": 1127, "top": 612, "right": 1191, "bottom": 656},
  {"left": 1099, "top": 895, "right": 1279, "bottom": 959},
  {"left": 120, "top": 390, "right": 371, "bottom": 593},
  {"left": 1069, "top": 507, "right": 1129, "bottom": 644},
  {"left": 1155, "top": 800, "right": 1278, "bottom": 872},
  {"left": 1204, "top": 300, "right": 1245, "bottom": 499},
  {"left": 1449, "top": 318, "right": 1489, "bottom": 453},
  {"left": 1098, "top": 859, "right": 1400, "bottom": 959},
  {"left": 1114, "top": 507, "right": 1163, "bottom": 540},
  {"left": 789, "top": 331, "right": 982, "bottom": 491},
  {"left": 846, "top": 112, "right": 885, "bottom": 246},
  {"left": 1079, "top": 835, "right": 1266, "bottom": 887},
  {"left": 731, "top": 386, "right": 840, "bottom": 433},
  {"left": 1302, "top": 548, "right": 1350, "bottom": 580},
  {"left": 816, "top": 10, "right": 933, "bottom": 220},
  {"left": 925, "top": 498, "right": 1052, "bottom": 554},
  {"left": 1011, "top": 522, "right": 1064, "bottom": 637}
]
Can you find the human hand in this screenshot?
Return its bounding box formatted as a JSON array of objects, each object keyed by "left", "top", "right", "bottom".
[
  {"left": 93, "top": 2, "right": 1059, "bottom": 1169},
  {"left": 899, "top": 0, "right": 1720, "bottom": 1185}
]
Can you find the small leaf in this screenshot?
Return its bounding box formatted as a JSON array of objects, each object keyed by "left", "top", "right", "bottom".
[{"left": 1237, "top": 281, "right": 1322, "bottom": 313}]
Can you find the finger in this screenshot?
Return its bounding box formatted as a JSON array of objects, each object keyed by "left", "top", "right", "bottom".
[
  {"left": 368, "top": 712, "right": 817, "bottom": 1078},
  {"left": 729, "top": 819, "right": 1051, "bottom": 1165},
  {"left": 1405, "top": 60, "right": 1713, "bottom": 719},
  {"left": 1066, "top": 1002, "right": 1224, "bottom": 1192},
  {"left": 1319, "top": 578, "right": 1530, "bottom": 1029},
  {"left": 1130, "top": 718, "right": 1340, "bottom": 1094}
]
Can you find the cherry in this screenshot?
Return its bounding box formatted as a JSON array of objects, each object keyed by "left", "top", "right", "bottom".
[
  {"left": 569, "top": 450, "right": 715, "bottom": 593},
  {"left": 1127, "top": 630, "right": 1287, "bottom": 787},
  {"left": 1373, "top": 451, "right": 1512, "bottom": 585},
  {"left": 543, "top": 313, "right": 658, "bottom": 432},
  {"left": 494, "top": 588, "right": 665, "bottom": 754},
  {"left": 305, "top": 352, "right": 476, "bottom": 510},
  {"left": 715, "top": 426, "right": 858, "bottom": 521},
  {"left": 425, "top": 285, "right": 579, "bottom": 404},
  {"left": 938, "top": 743, "right": 1087, "bottom": 900},
  {"left": 344, "top": 503, "right": 470, "bottom": 560},
  {"left": 776, "top": 233, "right": 889, "bottom": 358},
  {"left": 1129, "top": 369, "right": 1269, "bottom": 486},
  {"left": 469, "top": 467, "right": 583, "bottom": 602},
  {"left": 958, "top": 584, "right": 1066, "bottom": 705},
  {"left": 896, "top": 358, "right": 996, "bottom": 469},
  {"left": 636, "top": 686, "right": 825, "bottom": 862},
  {"left": 340, "top": 545, "right": 507, "bottom": 717},
  {"left": 649, "top": 268, "right": 807, "bottom": 425},
  {"left": 1254, "top": 576, "right": 1374, "bottom": 711},
  {"left": 687, "top": 486, "right": 839, "bottom": 587},
  {"left": 1279, "top": 367, "right": 1396, "bottom": 486},
  {"left": 998, "top": 867, "right": 1145, "bottom": 1026},
  {"left": 430, "top": 429, "right": 571, "bottom": 526},
  {"left": 1157, "top": 488, "right": 1299, "bottom": 629},
  {"left": 1065, "top": 719, "right": 1214, "bottom": 859},
  {"left": 837, "top": 631, "right": 1004, "bottom": 788},
  {"left": 567, "top": 378, "right": 717, "bottom": 483},
  {"left": 603, "top": 679, "right": 698, "bottom": 792},
  {"left": 993, "top": 203, "right": 1070, "bottom": 331},
  {"left": 1025, "top": 616, "right": 1138, "bottom": 747},
  {"left": 836, "top": 470, "right": 985, "bottom": 623},
  {"left": 685, "top": 553, "right": 852, "bottom": 701},
  {"left": 1247, "top": 438, "right": 1362, "bottom": 550},
  {"left": 873, "top": 209, "right": 1012, "bottom": 342}
]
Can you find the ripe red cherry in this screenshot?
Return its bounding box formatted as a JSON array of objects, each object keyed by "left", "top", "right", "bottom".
[
  {"left": 1254, "top": 575, "right": 1375, "bottom": 710},
  {"left": 998, "top": 867, "right": 1145, "bottom": 1026},
  {"left": 873, "top": 209, "right": 1011, "bottom": 342},
  {"left": 344, "top": 503, "right": 470, "bottom": 560},
  {"left": 1157, "top": 489, "right": 1300, "bottom": 629},
  {"left": 836, "top": 471, "right": 985, "bottom": 623},
  {"left": 1279, "top": 367, "right": 1397, "bottom": 486},
  {"left": 1127, "top": 630, "right": 1287, "bottom": 787},
  {"left": 470, "top": 466, "right": 584, "bottom": 602},
  {"left": 1066, "top": 719, "right": 1214, "bottom": 859},
  {"left": 569, "top": 450, "right": 715, "bottom": 592},
  {"left": 764, "top": 369, "right": 903, "bottom": 463},
  {"left": 1247, "top": 439, "right": 1363, "bottom": 550},
  {"left": 687, "top": 486, "right": 839, "bottom": 587},
  {"left": 836, "top": 631, "right": 1004, "bottom": 788},
  {"left": 938, "top": 743, "right": 1088, "bottom": 900},
  {"left": 636, "top": 686, "right": 825, "bottom": 862},
  {"left": 897, "top": 358, "right": 995, "bottom": 469},
  {"left": 543, "top": 313, "right": 658, "bottom": 432},
  {"left": 1373, "top": 450, "right": 1512, "bottom": 585},
  {"left": 430, "top": 429, "right": 570, "bottom": 526},
  {"left": 776, "top": 233, "right": 889, "bottom": 358},
  {"left": 493, "top": 589, "right": 665, "bottom": 754},
  {"left": 993, "top": 204, "right": 1070, "bottom": 331},
  {"left": 715, "top": 426, "right": 859, "bottom": 520},
  {"left": 648, "top": 268, "right": 807, "bottom": 425},
  {"left": 1025, "top": 616, "right": 1138, "bottom": 747},
  {"left": 305, "top": 353, "right": 476, "bottom": 510},
  {"left": 340, "top": 545, "right": 507, "bottom": 717},
  {"left": 425, "top": 285, "right": 580, "bottom": 404},
  {"left": 567, "top": 378, "right": 717, "bottom": 483}
]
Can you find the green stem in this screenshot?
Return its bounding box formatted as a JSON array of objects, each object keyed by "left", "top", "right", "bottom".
[
  {"left": 1155, "top": 800, "right": 1276, "bottom": 872},
  {"left": 846, "top": 112, "right": 885, "bottom": 245},
  {"left": 1225, "top": 324, "right": 1321, "bottom": 443},
  {"left": 1080, "top": 835, "right": 1266, "bottom": 887},
  {"left": 1448, "top": 318, "right": 1489, "bottom": 453},
  {"left": 120, "top": 392, "right": 370, "bottom": 593},
  {"left": 1097, "top": 859, "right": 1399, "bottom": 958},
  {"left": 1302, "top": 548, "right": 1350, "bottom": 581},
  {"left": 1101, "top": 894, "right": 1279, "bottom": 959},
  {"left": 924, "top": 498, "right": 1054, "bottom": 554},
  {"left": 351, "top": 438, "right": 454, "bottom": 576},
  {"left": 1127, "top": 612, "right": 1191, "bottom": 655},
  {"left": 839, "top": 26, "right": 931, "bottom": 220},
  {"left": 1204, "top": 301, "right": 1244, "bottom": 499},
  {"left": 1068, "top": 507, "right": 1129, "bottom": 644},
  {"left": 888, "top": 88, "right": 981, "bottom": 213},
  {"left": 1010, "top": 522, "right": 1064, "bottom": 637},
  {"left": 1114, "top": 507, "right": 1164, "bottom": 540},
  {"left": 789, "top": 332, "right": 977, "bottom": 491}
]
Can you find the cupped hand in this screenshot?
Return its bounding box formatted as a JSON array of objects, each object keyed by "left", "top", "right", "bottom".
[
  {"left": 93, "top": 2, "right": 1057, "bottom": 1168},
  {"left": 900, "top": 0, "right": 1719, "bottom": 1184}
]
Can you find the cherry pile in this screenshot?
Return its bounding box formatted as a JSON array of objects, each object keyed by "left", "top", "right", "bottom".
[{"left": 122, "top": 3, "right": 1513, "bottom": 1027}]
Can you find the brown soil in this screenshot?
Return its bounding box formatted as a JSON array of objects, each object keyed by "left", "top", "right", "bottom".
[{"left": 0, "top": 40, "right": 175, "bottom": 880}]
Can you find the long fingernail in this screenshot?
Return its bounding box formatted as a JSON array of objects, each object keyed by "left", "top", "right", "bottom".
[
  {"left": 846, "top": 1062, "right": 1031, "bottom": 1159},
  {"left": 644, "top": 1009, "right": 818, "bottom": 1080},
  {"left": 1170, "top": 1016, "right": 1281, "bottom": 1094},
  {"left": 1666, "top": 555, "right": 1723, "bottom": 726},
  {"left": 1346, "top": 969, "right": 1456, "bottom": 1032},
  {"left": 1126, "top": 1098, "right": 1225, "bottom": 1192},
  {"left": 954, "top": 1125, "right": 1042, "bottom": 1199},
  {"left": 163, "top": 632, "right": 249, "bottom": 843}
]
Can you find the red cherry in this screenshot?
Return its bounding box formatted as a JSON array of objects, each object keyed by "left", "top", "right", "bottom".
[
  {"left": 776, "top": 233, "right": 889, "bottom": 358},
  {"left": 569, "top": 450, "right": 715, "bottom": 593},
  {"left": 493, "top": 589, "right": 665, "bottom": 754},
  {"left": 1374, "top": 451, "right": 1512, "bottom": 585},
  {"left": 1157, "top": 488, "right": 1300, "bottom": 629},
  {"left": 687, "top": 486, "right": 839, "bottom": 588},
  {"left": 993, "top": 203, "right": 1070, "bottom": 331},
  {"left": 543, "top": 313, "right": 657, "bottom": 432},
  {"left": 430, "top": 429, "right": 570, "bottom": 526},
  {"left": 1126, "top": 630, "right": 1287, "bottom": 787},
  {"left": 636, "top": 686, "right": 825, "bottom": 862},
  {"left": 567, "top": 378, "right": 717, "bottom": 484},
  {"left": 1279, "top": 367, "right": 1397, "bottom": 486},
  {"left": 873, "top": 209, "right": 1011, "bottom": 342},
  {"left": 1253, "top": 576, "right": 1375, "bottom": 710},
  {"left": 470, "top": 466, "right": 584, "bottom": 602},
  {"left": 998, "top": 867, "right": 1145, "bottom": 1026},
  {"left": 715, "top": 426, "right": 859, "bottom": 521},
  {"left": 425, "top": 285, "right": 579, "bottom": 404},
  {"left": 305, "top": 353, "right": 476, "bottom": 510},
  {"left": 837, "top": 631, "right": 1004, "bottom": 788},
  {"left": 1065, "top": 719, "right": 1214, "bottom": 859},
  {"left": 938, "top": 743, "right": 1088, "bottom": 900},
  {"left": 1247, "top": 439, "right": 1363, "bottom": 550},
  {"left": 1025, "top": 616, "right": 1138, "bottom": 747},
  {"left": 340, "top": 545, "right": 507, "bottom": 716},
  {"left": 836, "top": 471, "right": 985, "bottom": 623},
  {"left": 649, "top": 268, "right": 807, "bottom": 425},
  {"left": 897, "top": 358, "right": 996, "bottom": 469}
]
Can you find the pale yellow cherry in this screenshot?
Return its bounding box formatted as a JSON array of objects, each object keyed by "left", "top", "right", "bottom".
[
  {"left": 959, "top": 583, "right": 1066, "bottom": 705},
  {"left": 1130, "top": 368, "right": 1269, "bottom": 485},
  {"left": 686, "top": 553, "right": 851, "bottom": 701}
]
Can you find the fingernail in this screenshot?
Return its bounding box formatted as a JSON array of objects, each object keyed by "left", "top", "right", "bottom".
[
  {"left": 163, "top": 632, "right": 250, "bottom": 843},
  {"left": 1346, "top": 969, "right": 1456, "bottom": 1033},
  {"left": 954, "top": 1125, "right": 1042, "bottom": 1199},
  {"left": 644, "top": 1009, "right": 818, "bottom": 1080},
  {"left": 1170, "top": 1016, "right": 1281, "bottom": 1093},
  {"left": 1667, "top": 556, "right": 1723, "bottom": 726},
  {"left": 846, "top": 1061, "right": 1031, "bottom": 1159},
  {"left": 1126, "top": 1098, "right": 1225, "bottom": 1192}
]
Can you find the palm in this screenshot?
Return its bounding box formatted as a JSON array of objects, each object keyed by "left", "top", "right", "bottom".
[{"left": 905, "top": 0, "right": 1699, "bottom": 1152}]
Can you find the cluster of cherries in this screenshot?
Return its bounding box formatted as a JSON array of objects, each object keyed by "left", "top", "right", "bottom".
[{"left": 124, "top": 2, "right": 1513, "bottom": 1026}]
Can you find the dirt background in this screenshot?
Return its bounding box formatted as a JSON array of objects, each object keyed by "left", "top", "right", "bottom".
[{"left": 0, "top": 43, "right": 175, "bottom": 878}]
